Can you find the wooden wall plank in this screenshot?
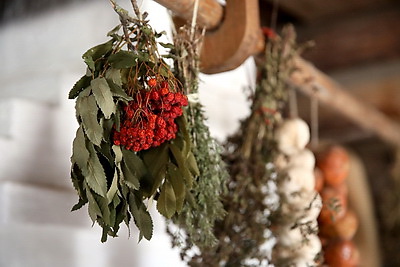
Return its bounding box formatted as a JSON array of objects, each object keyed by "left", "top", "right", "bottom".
[
  {"left": 297, "top": 5, "right": 400, "bottom": 71},
  {"left": 262, "top": 0, "right": 394, "bottom": 22}
]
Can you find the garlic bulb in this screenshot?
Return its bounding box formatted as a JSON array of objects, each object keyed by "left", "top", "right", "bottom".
[
  {"left": 298, "top": 193, "right": 323, "bottom": 224},
  {"left": 277, "top": 227, "right": 303, "bottom": 247},
  {"left": 275, "top": 153, "right": 289, "bottom": 169},
  {"left": 285, "top": 167, "right": 316, "bottom": 192},
  {"left": 295, "top": 234, "right": 322, "bottom": 262},
  {"left": 287, "top": 149, "right": 315, "bottom": 171},
  {"left": 275, "top": 118, "right": 310, "bottom": 156}
]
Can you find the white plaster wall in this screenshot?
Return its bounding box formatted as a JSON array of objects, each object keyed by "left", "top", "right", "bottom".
[{"left": 0, "top": 0, "right": 254, "bottom": 266}]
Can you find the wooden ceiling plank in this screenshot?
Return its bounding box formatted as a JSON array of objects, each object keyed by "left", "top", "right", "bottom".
[
  {"left": 297, "top": 6, "right": 400, "bottom": 71},
  {"left": 262, "top": 0, "right": 394, "bottom": 22}
]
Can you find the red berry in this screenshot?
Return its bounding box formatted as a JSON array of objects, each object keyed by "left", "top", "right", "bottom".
[
  {"left": 166, "top": 92, "right": 174, "bottom": 102},
  {"left": 148, "top": 78, "right": 157, "bottom": 88},
  {"left": 160, "top": 87, "right": 169, "bottom": 96},
  {"left": 150, "top": 90, "right": 160, "bottom": 100}
]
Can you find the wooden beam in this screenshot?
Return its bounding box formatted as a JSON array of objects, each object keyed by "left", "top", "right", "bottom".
[
  {"left": 290, "top": 57, "right": 400, "bottom": 147},
  {"left": 297, "top": 61, "right": 400, "bottom": 143},
  {"left": 200, "top": 0, "right": 264, "bottom": 73},
  {"left": 153, "top": 0, "right": 223, "bottom": 30}
]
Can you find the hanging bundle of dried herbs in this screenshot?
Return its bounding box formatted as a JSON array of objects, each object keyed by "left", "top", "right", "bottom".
[
  {"left": 190, "top": 26, "right": 298, "bottom": 266},
  {"left": 69, "top": 0, "right": 198, "bottom": 242},
  {"left": 165, "top": 26, "right": 229, "bottom": 262}
]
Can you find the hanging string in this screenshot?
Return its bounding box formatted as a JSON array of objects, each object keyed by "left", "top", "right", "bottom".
[
  {"left": 270, "top": 0, "right": 279, "bottom": 32},
  {"left": 310, "top": 94, "right": 319, "bottom": 148},
  {"left": 191, "top": 0, "right": 200, "bottom": 39},
  {"left": 288, "top": 85, "right": 298, "bottom": 118}
]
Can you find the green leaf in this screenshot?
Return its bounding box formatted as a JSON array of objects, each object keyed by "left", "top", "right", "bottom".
[
  {"left": 101, "top": 228, "right": 109, "bottom": 243},
  {"left": 157, "top": 180, "right": 176, "bottom": 219},
  {"left": 107, "top": 25, "right": 122, "bottom": 37},
  {"left": 187, "top": 151, "right": 200, "bottom": 176},
  {"left": 69, "top": 75, "right": 91, "bottom": 99},
  {"left": 71, "top": 198, "right": 88, "bottom": 211},
  {"left": 128, "top": 193, "right": 153, "bottom": 241},
  {"left": 121, "top": 160, "right": 140, "bottom": 190},
  {"left": 105, "top": 68, "right": 122, "bottom": 86},
  {"left": 112, "top": 145, "right": 123, "bottom": 163},
  {"left": 109, "top": 206, "right": 117, "bottom": 233},
  {"left": 169, "top": 143, "right": 193, "bottom": 189},
  {"left": 142, "top": 26, "right": 152, "bottom": 35},
  {"left": 79, "top": 86, "right": 92, "bottom": 97},
  {"left": 86, "top": 67, "right": 92, "bottom": 77},
  {"left": 77, "top": 95, "right": 103, "bottom": 146},
  {"left": 108, "top": 50, "right": 138, "bottom": 68},
  {"left": 71, "top": 126, "right": 90, "bottom": 172},
  {"left": 122, "top": 149, "right": 147, "bottom": 180},
  {"left": 167, "top": 163, "right": 186, "bottom": 213},
  {"left": 71, "top": 164, "right": 86, "bottom": 199},
  {"left": 83, "top": 39, "right": 114, "bottom": 71},
  {"left": 120, "top": 182, "right": 130, "bottom": 200},
  {"left": 159, "top": 42, "right": 175, "bottom": 49},
  {"left": 124, "top": 180, "right": 139, "bottom": 191},
  {"left": 176, "top": 115, "right": 191, "bottom": 156},
  {"left": 155, "top": 30, "right": 166, "bottom": 38},
  {"left": 107, "top": 79, "right": 132, "bottom": 100},
  {"left": 138, "top": 51, "right": 150, "bottom": 62},
  {"left": 114, "top": 199, "right": 127, "bottom": 232},
  {"left": 100, "top": 118, "right": 115, "bottom": 149},
  {"left": 85, "top": 143, "right": 108, "bottom": 197},
  {"left": 86, "top": 186, "right": 103, "bottom": 223},
  {"left": 114, "top": 108, "right": 122, "bottom": 131},
  {"left": 106, "top": 171, "right": 119, "bottom": 204},
  {"left": 91, "top": 77, "right": 115, "bottom": 119},
  {"left": 92, "top": 191, "right": 111, "bottom": 226},
  {"left": 159, "top": 64, "right": 169, "bottom": 78},
  {"left": 142, "top": 144, "right": 169, "bottom": 196}
]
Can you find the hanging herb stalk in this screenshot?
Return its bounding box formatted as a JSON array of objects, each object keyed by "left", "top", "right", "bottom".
[
  {"left": 69, "top": 0, "right": 198, "bottom": 242},
  {"left": 189, "top": 26, "right": 298, "bottom": 266},
  {"left": 165, "top": 26, "right": 229, "bottom": 262}
]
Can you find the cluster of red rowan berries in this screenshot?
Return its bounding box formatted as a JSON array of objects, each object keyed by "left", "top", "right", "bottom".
[{"left": 113, "top": 78, "right": 188, "bottom": 152}]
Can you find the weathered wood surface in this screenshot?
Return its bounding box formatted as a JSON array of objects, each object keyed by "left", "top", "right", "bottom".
[
  {"left": 290, "top": 57, "right": 400, "bottom": 147},
  {"left": 153, "top": 0, "right": 223, "bottom": 30},
  {"left": 297, "top": 61, "right": 400, "bottom": 143},
  {"left": 199, "top": 0, "right": 264, "bottom": 73},
  {"left": 297, "top": 6, "right": 400, "bottom": 71},
  {"left": 262, "top": 0, "right": 394, "bottom": 22}
]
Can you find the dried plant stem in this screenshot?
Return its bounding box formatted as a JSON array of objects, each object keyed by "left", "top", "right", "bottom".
[
  {"left": 109, "top": 0, "right": 135, "bottom": 50},
  {"left": 130, "top": 0, "right": 143, "bottom": 21}
]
